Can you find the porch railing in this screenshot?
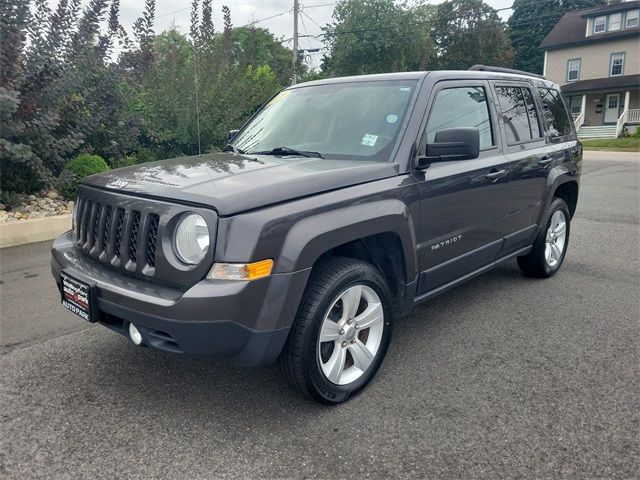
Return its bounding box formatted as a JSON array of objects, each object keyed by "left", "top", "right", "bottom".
[
  {"left": 573, "top": 111, "right": 585, "bottom": 130},
  {"left": 616, "top": 109, "right": 628, "bottom": 138},
  {"left": 628, "top": 109, "right": 640, "bottom": 124}
]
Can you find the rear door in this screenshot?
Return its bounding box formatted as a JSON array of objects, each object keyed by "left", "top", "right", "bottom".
[
  {"left": 414, "top": 80, "right": 510, "bottom": 294},
  {"left": 491, "top": 81, "right": 551, "bottom": 253}
]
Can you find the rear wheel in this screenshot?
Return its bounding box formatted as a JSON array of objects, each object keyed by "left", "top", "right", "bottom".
[
  {"left": 517, "top": 197, "right": 571, "bottom": 278},
  {"left": 279, "top": 257, "right": 394, "bottom": 404}
]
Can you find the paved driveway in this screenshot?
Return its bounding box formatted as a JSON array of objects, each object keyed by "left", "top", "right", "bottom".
[{"left": 1, "top": 152, "right": 638, "bottom": 478}]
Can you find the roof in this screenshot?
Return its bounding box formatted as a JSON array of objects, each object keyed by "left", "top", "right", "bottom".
[
  {"left": 540, "top": 1, "right": 640, "bottom": 50},
  {"left": 561, "top": 74, "right": 640, "bottom": 94},
  {"left": 292, "top": 71, "right": 428, "bottom": 89},
  {"left": 294, "top": 69, "right": 556, "bottom": 89}
]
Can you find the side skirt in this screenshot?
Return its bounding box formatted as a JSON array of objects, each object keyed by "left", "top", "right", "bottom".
[{"left": 412, "top": 245, "right": 532, "bottom": 307}]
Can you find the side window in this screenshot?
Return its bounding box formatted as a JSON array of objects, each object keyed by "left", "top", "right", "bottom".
[
  {"left": 522, "top": 88, "right": 542, "bottom": 139},
  {"left": 538, "top": 87, "right": 572, "bottom": 140},
  {"left": 495, "top": 86, "right": 541, "bottom": 144},
  {"left": 425, "top": 86, "right": 493, "bottom": 150}
]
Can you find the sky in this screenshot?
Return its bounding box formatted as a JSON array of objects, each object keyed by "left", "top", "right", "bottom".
[{"left": 51, "top": 0, "right": 515, "bottom": 69}]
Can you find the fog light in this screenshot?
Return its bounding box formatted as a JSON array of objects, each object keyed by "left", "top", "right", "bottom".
[{"left": 128, "top": 322, "right": 143, "bottom": 345}]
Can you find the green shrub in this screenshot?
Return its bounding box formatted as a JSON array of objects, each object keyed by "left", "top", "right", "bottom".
[
  {"left": 0, "top": 160, "right": 45, "bottom": 194},
  {"left": 59, "top": 154, "right": 110, "bottom": 200},
  {"left": 111, "top": 155, "right": 139, "bottom": 169},
  {"left": 0, "top": 190, "right": 24, "bottom": 210},
  {"left": 135, "top": 147, "right": 158, "bottom": 163}
]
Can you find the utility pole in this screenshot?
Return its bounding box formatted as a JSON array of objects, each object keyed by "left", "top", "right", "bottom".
[{"left": 292, "top": 0, "right": 299, "bottom": 85}]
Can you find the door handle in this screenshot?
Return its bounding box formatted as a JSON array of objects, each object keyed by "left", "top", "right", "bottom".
[
  {"left": 538, "top": 156, "right": 553, "bottom": 166},
  {"left": 485, "top": 169, "right": 507, "bottom": 181}
]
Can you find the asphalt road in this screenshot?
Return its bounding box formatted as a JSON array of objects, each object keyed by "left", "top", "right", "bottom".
[{"left": 1, "top": 152, "right": 638, "bottom": 479}]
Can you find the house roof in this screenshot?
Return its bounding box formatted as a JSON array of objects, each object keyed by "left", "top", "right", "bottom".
[
  {"left": 561, "top": 74, "right": 640, "bottom": 94},
  {"left": 539, "top": 1, "right": 640, "bottom": 50}
]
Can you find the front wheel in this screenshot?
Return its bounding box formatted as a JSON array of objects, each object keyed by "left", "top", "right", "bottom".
[
  {"left": 279, "top": 257, "right": 394, "bottom": 404},
  {"left": 517, "top": 197, "right": 571, "bottom": 278}
]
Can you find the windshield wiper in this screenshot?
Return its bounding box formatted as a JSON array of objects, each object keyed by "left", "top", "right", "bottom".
[
  {"left": 221, "top": 144, "right": 245, "bottom": 155},
  {"left": 248, "top": 146, "right": 324, "bottom": 159}
]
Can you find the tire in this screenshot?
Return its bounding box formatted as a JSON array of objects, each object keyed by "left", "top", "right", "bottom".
[
  {"left": 517, "top": 197, "right": 571, "bottom": 278},
  {"left": 279, "top": 257, "right": 394, "bottom": 404}
]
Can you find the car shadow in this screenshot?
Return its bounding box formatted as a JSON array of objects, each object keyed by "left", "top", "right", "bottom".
[{"left": 80, "top": 262, "right": 532, "bottom": 421}]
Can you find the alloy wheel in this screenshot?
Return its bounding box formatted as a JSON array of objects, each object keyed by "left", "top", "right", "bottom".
[
  {"left": 317, "top": 284, "right": 384, "bottom": 385},
  {"left": 545, "top": 210, "right": 567, "bottom": 267}
]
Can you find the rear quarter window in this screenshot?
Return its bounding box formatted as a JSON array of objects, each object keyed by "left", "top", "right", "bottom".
[{"left": 538, "top": 87, "right": 573, "bottom": 140}]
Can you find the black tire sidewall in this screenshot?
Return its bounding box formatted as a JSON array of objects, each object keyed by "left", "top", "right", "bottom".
[{"left": 305, "top": 264, "right": 394, "bottom": 404}]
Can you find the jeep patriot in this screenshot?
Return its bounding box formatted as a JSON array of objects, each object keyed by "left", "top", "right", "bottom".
[{"left": 52, "top": 66, "right": 581, "bottom": 403}]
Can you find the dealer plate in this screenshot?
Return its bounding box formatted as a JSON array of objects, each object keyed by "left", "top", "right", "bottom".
[{"left": 61, "top": 274, "right": 93, "bottom": 322}]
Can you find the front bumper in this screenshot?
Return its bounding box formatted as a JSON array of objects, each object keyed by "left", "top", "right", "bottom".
[{"left": 51, "top": 231, "right": 310, "bottom": 366}]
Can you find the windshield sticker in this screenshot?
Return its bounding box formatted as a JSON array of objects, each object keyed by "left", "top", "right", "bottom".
[
  {"left": 386, "top": 114, "right": 399, "bottom": 124},
  {"left": 400, "top": 86, "right": 411, "bottom": 92},
  {"left": 361, "top": 134, "right": 378, "bottom": 146},
  {"left": 266, "top": 90, "right": 290, "bottom": 108}
]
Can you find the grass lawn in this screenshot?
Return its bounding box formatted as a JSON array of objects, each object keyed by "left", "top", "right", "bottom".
[{"left": 581, "top": 137, "right": 640, "bottom": 152}]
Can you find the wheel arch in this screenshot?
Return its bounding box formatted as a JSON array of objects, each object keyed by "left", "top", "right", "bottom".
[
  {"left": 277, "top": 200, "right": 418, "bottom": 305},
  {"left": 552, "top": 180, "right": 579, "bottom": 219}
]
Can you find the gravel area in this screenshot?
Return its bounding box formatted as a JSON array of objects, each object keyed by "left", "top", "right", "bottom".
[{"left": 0, "top": 190, "right": 73, "bottom": 223}]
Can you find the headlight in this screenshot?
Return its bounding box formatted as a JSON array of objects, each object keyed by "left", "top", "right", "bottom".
[{"left": 174, "top": 213, "right": 209, "bottom": 264}]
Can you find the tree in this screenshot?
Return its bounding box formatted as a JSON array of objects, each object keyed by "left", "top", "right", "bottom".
[
  {"left": 322, "top": 0, "right": 436, "bottom": 76},
  {"left": 0, "top": 0, "right": 125, "bottom": 193},
  {"left": 432, "top": 0, "right": 514, "bottom": 70},
  {"left": 509, "top": 0, "right": 608, "bottom": 74}
]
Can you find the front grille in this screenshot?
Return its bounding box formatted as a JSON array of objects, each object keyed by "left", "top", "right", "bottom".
[{"left": 75, "top": 197, "right": 158, "bottom": 274}]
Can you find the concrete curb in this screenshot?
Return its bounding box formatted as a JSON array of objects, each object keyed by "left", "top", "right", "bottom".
[
  {"left": 0, "top": 214, "right": 72, "bottom": 248},
  {"left": 583, "top": 150, "right": 639, "bottom": 160}
]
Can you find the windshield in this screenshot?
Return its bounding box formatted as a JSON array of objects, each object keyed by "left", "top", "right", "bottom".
[{"left": 231, "top": 80, "right": 418, "bottom": 161}]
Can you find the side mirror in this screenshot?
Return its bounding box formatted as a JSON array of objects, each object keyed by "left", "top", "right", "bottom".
[
  {"left": 417, "top": 127, "right": 480, "bottom": 169},
  {"left": 228, "top": 129, "right": 240, "bottom": 141}
]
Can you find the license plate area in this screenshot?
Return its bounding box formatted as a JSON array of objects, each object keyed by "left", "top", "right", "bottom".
[{"left": 61, "top": 273, "right": 97, "bottom": 323}]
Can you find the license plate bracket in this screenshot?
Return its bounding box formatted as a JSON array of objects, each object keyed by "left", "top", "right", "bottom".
[{"left": 61, "top": 272, "right": 98, "bottom": 323}]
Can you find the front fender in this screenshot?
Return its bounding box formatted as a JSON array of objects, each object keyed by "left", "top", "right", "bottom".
[{"left": 278, "top": 199, "right": 418, "bottom": 279}]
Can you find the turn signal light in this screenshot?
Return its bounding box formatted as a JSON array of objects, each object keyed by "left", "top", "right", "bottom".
[{"left": 207, "top": 259, "right": 274, "bottom": 281}]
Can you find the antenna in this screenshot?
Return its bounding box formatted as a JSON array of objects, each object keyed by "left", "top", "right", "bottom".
[
  {"left": 292, "top": 0, "right": 299, "bottom": 85},
  {"left": 193, "top": 44, "right": 202, "bottom": 155}
]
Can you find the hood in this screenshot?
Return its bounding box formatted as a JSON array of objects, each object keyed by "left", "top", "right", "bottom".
[{"left": 81, "top": 152, "right": 399, "bottom": 215}]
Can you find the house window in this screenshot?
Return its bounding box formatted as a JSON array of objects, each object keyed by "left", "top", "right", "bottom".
[
  {"left": 608, "top": 12, "right": 622, "bottom": 31},
  {"left": 594, "top": 16, "right": 606, "bottom": 33},
  {"left": 627, "top": 10, "right": 639, "bottom": 28},
  {"left": 610, "top": 53, "right": 625, "bottom": 76},
  {"left": 567, "top": 59, "right": 580, "bottom": 82},
  {"left": 569, "top": 97, "right": 582, "bottom": 115}
]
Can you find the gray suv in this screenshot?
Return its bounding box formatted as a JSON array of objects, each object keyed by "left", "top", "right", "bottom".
[{"left": 52, "top": 66, "right": 581, "bottom": 404}]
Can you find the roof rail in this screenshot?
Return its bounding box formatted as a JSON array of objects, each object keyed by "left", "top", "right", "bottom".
[{"left": 468, "top": 65, "right": 545, "bottom": 79}]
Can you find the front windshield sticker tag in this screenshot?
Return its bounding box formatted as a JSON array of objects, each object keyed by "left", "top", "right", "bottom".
[
  {"left": 361, "top": 134, "right": 378, "bottom": 146},
  {"left": 386, "top": 114, "right": 399, "bottom": 124},
  {"left": 266, "top": 90, "right": 290, "bottom": 108}
]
